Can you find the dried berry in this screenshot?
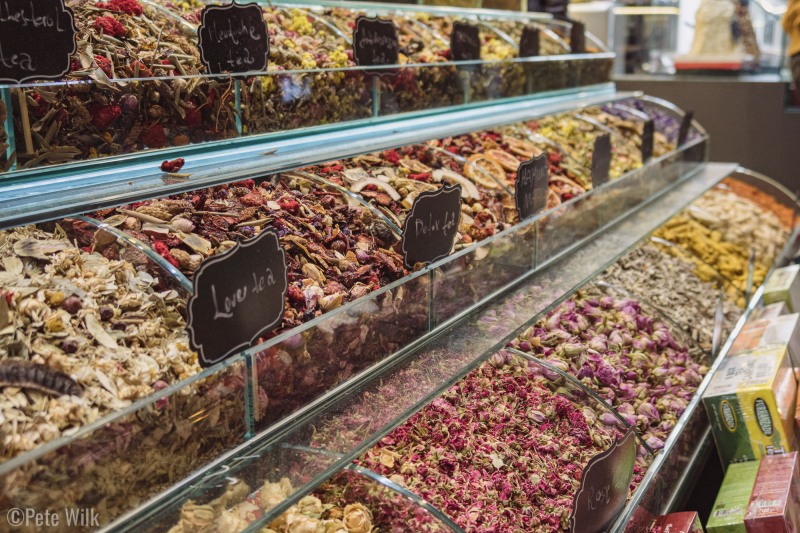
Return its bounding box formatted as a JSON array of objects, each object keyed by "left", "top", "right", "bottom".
[
  {"left": 62, "top": 296, "right": 82, "bottom": 315},
  {"left": 99, "top": 306, "right": 115, "bottom": 321},
  {"left": 60, "top": 339, "right": 79, "bottom": 354}
]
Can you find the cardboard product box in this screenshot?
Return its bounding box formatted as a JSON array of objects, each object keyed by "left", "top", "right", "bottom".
[
  {"left": 744, "top": 452, "right": 800, "bottom": 533},
  {"left": 649, "top": 511, "right": 704, "bottom": 532},
  {"left": 703, "top": 346, "right": 797, "bottom": 465},
  {"left": 730, "top": 313, "right": 800, "bottom": 370},
  {"left": 763, "top": 265, "right": 800, "bottom": 313},
  {"left": 707, "top": 461, "right": 760, "bottom": 532},
  {"left": 750, "top": 302, "right": 790, "bottom": 321}
]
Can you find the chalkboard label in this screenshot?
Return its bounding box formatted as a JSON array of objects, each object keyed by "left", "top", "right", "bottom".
[
  {"left": 641, "top": 120, "right": 654, "bottom": 163},
  {"left": 678, "top": 111, "right": 694, "bottom": 147},
  {"left": 188, "top": 229, "right": 288, "bottom": 367},
  {"left": 520, "top": 26, "right": 541, "bottom": 58},
  {"left": 198, "top": 3, "right": 269, "bottom": 75},
  {"left": 531, "top": 0, "right": 569, "bottom": 18},
  {"left": 0, "top": 0, "right": 77, "bottom": 83},
  {"left": 570, "top": 20, "right": 586, "bottom": 54},
  {"left": 353, "top": 16, "right": 399, "bottom": 69},
  {"left": 570, "top": 428, "right": 637, "bottom": 533},
  {"left": 591, "top": 133, "right": 611, "bottom": 188},
  {"left": 451, "top": 22, "right": 481, "bottom": 68},
  {"left": 401, "top": 185, "right": 462, "bottom": 269},
  {"left": 516, "top": 153, "right": 549, "bottom": 220}
]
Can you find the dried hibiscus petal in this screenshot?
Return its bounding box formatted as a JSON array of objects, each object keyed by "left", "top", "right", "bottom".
[{"left": 160, "top": 158, "right": 186, "bottom": 173}]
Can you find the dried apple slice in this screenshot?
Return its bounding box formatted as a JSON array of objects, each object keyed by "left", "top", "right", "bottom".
[
  {"left": 502, "top": 136, "right": 542, "bottom": 159},
  {"left": 486, "top": 149, "right": 522, "bottom": 173},
  {"left": 465, "top": 154, "right": 506, "bottom": 189},
  {"left": 399, "top": 158, "right": 432, "bottom": 174}
]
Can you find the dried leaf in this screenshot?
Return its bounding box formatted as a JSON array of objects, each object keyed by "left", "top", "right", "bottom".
[
  {"left": 13, "top": 239, "right": 70, "bottom": 260},
  {"left": 84, "top": 313, "right": 118, "bottom": 349},
  {"left": 176, "top": 232, "right": 213, "bottom": 256},
  {"left": 2, "top": 256, "right": 23, "bottom": 275}
]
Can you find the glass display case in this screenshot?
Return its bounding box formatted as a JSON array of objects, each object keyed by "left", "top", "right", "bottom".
[
  {"left": 0, "top": 3, "right": 799, "bottom": 532},
  {"left": 0, "top": 0, "right": 612, "bottom": 174}
]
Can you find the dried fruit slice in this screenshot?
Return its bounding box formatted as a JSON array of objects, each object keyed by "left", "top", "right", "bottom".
[
  {"left": 502, "top": 136, "right": 542, "bottom": 159},
  {"left": 465, "top": 154, "right": 506, "bottom": 189},
  {"left": 350, "top": 178, "right": 402, "bottom": 201},
  {"left": 399, "top": 158, "right": 432, "bottom": 174},
  {"left": 486, "top": 149, "right": 522, "bottom": 172},
  {"left": 432, "top": 169, "right": 481, "bottom": 200}
]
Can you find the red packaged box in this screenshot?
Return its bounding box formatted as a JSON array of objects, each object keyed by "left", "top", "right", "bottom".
[
  {"left": 649, "top": 511, "right": 704, "bottom": 532},
  {"left": 744, "top": 451, "right": 800, "bottom": 533}
]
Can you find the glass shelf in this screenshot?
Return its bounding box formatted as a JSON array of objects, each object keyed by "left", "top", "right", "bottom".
[
  {"left": 0, "top": 86, "right": 627, "bottom": 231},
  {"left": 614, "top": 211, "right": 800, "bottom": 531},
  {"left": 0, "top": 0, "right": 613, "bottom": 175},
  {"left": 0, "top": 91, "right": 707, "bottom": 531},
  {"left": 92, "top": 161, "right": 736, "bottom": 531}
]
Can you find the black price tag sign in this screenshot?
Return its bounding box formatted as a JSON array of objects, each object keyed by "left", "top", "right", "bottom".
[
  {"left": 401, "top": 185, "right": 462, "bottom": 269},
  {"left": 520, "top": 26, "right": 541, "bottom": 58},
  {"left": 569, "top": 20, "right": 586, "bottom": 54},
  {"left": 0, "top": 0, "right": 76, "bottom": 84},
  {"left": 353, "top": 16, "right": 399, "bottom": 69},
  {"left": 198, "top": 2, "right": 269, "bottom": 75},
  {"left": 451, "top": 22, "right": 481, "bottom": 68},
  {"left": 516, "top": 153, "right": 549, "bottom": 220},
  {"left": 533, "top": 0, "right": 569, "bottom": 19},
  {"left": 570, "top": 428, "right": 637, "bottom": 533},
  {"left": 591, "top": 133, "right": 611, "bottom": 188},
  {"left": 678, "top": 110, "right": 694, "bottom": 147},
  {"left": 188, "top": 229, "right": 288, "bottom": 368},
  {"left": 641, "top": 120, "right": 654, "bottom": 163}
]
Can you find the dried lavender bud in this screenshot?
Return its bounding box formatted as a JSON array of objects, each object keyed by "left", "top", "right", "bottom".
[{"left": 62, "top": 296, "right": 82, "bottom": 314}]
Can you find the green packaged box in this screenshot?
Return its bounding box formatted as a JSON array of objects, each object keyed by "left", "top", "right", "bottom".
[
  {"left": 706, "top": 461, "right": 760, "bottom": 532},
  {"left": 703, "top": 346, "right": 797, "bottom": 465},
  {"left": 763, "top": 265, "right": 800, "bottom": 313}
]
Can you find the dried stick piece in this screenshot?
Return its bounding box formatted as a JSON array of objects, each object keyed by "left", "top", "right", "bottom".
[{"left": 16, "top": 90, "right": 33, "bottom": 155}]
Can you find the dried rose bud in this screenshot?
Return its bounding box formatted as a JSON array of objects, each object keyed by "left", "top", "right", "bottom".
[
  {"left": 62, "top": 296, "right": 82, "bottom": 314},
  {"left": 341, "top": 504, "right": 372, "bottom": 533},
  {"left": 636, "top": 402, "right": 660, "bottom": 423}
]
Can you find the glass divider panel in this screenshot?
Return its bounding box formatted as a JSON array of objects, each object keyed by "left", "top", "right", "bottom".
[{"left": 1, "top": 87, "right": 13, "bottom": 171}]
